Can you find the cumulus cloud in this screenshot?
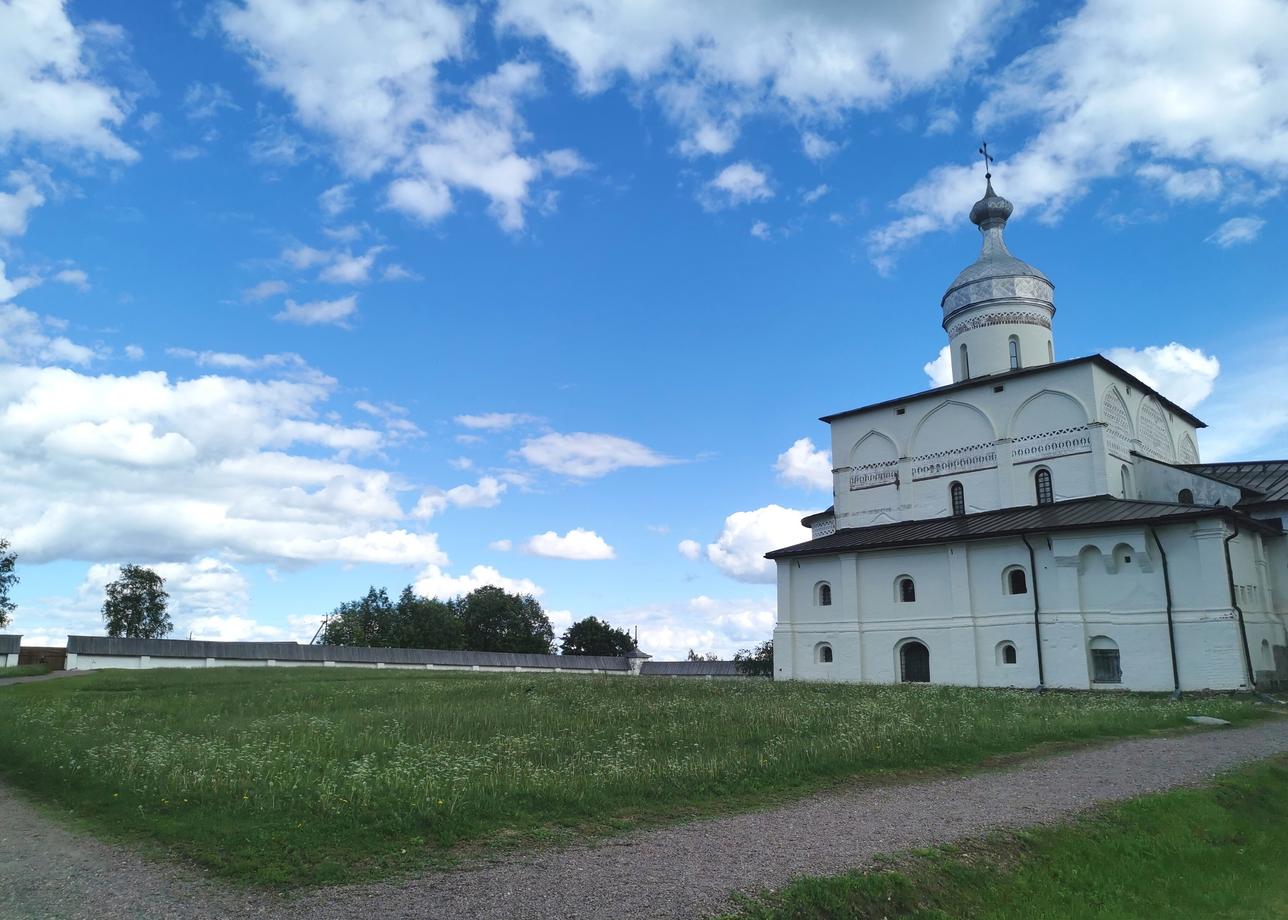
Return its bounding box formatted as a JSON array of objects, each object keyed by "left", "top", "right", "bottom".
[
  {"left": 0, "top": 301, "right": 94, "bottom": 365},
  {"left": 750, "top": 220, "right": 771, "bottom": 240},
  {"left": 274, "top": 295, "right": 358, "bottom": 327},
  {"left": 523, "top": 528, "right": 615, "bottom": 560},
  {"left": 319, "top": 183, "right": 353, "bottom": 217},
  {"left": 705, "top": 504, "right": 813, "bottom": 583},
  {"left": 0, "top": 1, "right": 136, "bottom": 161},
  {"left": 166, "top": 348, "right": 313, "bottom": 375},
  {"left": 869, "top": 0, "right": 1288, "bottom": 267},
  {"left": 497, "top": 0, "right": 1005, "bottom": 158},
  {"left": 701, "top": 162, "right": 772, "bottom": 209},
  {"left": 412, "top": 476, "right": 507, "bottom": 518},
  {"left": 455, "top": 411, "right": 541, "bottom": 430},
  {"left": 924, "top": 345, "right": 954, "bottom": 387},
  {"left": 489, "top": 538, "right": 512, "bottom": 552},
  {"left": 242, "top": 279, "right": 288, "bottom": 302},
  {"left": 1206, "top": 216, "right": 1265, "bottom": 248},
  {"left": 600, "top": 594, "right": 777, "bottom": 659},
  {"left": 1103, "top": 343, "right": 1221, "bottom": 411},
  {"left": 802, "top": 183, "right": 829, "bottom": 204},
  {"left": 413, "top": 563, "right": 542, "bottom": 599},
  {"left": 0, "top": 169, "right": 48, "bottom": 237},
  {"left": 319, "top": 246, "right": 385, "bottom": 284},
  {"left": 774, "top": 438, "right": 832, "bottom": 491},
  {"left": 801, "top": 132, "right": 838, "bottom": 160},
  {"left": 677, "top": 538, "right": 702, "bottom": 560},
  {"left": 221, "top": 2, "right": 579, "bottom": 232},
  {"left": 518, "top": 431, "right": 675, "bottom": 478}
]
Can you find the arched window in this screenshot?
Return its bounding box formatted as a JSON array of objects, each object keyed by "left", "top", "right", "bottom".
[
  {"left": 816, "top": 582, "right": 832, "bottom": 606},
  {"left": 816, "top": 643, "right": 833, "bottom": 664},
  {"left": 1008, "top": 335, "right": 1021, "bottom": 370},
  {"left": 950, "top": 481, "right": 965, "bottom": 517},
  {"left": 897, "top": 576, "right": 916, "bottom": 603},
  {"left": 1047, "top": 340, "right": 1054, "bottom": 363},
  {"left": 1089, "top": 636, "right": 1122, "bottom": 684},
  {"left": 1178, "top": 488, "right": 1194, "bottom": 505},
  {"left": 960, "top": 344, "right": 970, "bottom": 379},
  {"left": 899, "top": 640, "right": 930, "bottom": 683},
  {"left": 996, "top": 641, "right": 1018, "bottom": 665},
  {"left": 1005, "top": 567, "right": 1028, "bottom": 595},
  {"left": 1035, "top": 468, "right": 1054, "bottom": 506},
  {"left": 1121, "top": 465, "right": 1133, "bottom": 499}
]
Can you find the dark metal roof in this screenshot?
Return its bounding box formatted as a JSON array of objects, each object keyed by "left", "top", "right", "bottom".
[
  {"left": 1180, "top": 461, "right": 1288, "bottom": 505},
  {"left": 766, "top": 496, "right": 1276, "bottom": 560},
  {"left": 819, "top": 354, "right": 1206, "bottom": 429},
  {"left": 801, "top": 506, "right": 834, "bottom": 526},
  {"left": 0, "top": 635, "right": 20, "bottom": 655},
  {"left": 641, "top": 660, "right": 743, "bottom": 677},
  {"left": 66, "top": 636, "right": 629, "bottom": 671}
]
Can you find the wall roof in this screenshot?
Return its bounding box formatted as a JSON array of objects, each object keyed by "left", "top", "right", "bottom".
[
  {"left": 1181, "top": 461, "right": 1288, "bottom": 505},
  {"left": 0, "top": 635, "right": 20, "bottom": 655},
  {"left": 641, "top": 660, "right": 743, "bottom": 676}
]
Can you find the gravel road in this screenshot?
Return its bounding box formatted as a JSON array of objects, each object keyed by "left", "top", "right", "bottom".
[{"left": 3, "top": 718, "right": 1287, "bottom": 920}]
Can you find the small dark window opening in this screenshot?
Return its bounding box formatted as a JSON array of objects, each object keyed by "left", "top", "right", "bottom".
[
  {"left": 1035, "top": 469, "right": 1054, "bottom": 506},
  {"left": 1092, "top": 649, "right": 1122, "bottom": 684},
  {"left": 993, "top": 384, "right": 1005, "bottom": 393},
  {"left": 1003, "top": 644, "right": 1017, "bottom": 664},
  {"left": 818, "top": 583, "right": 832, "bottom": 606},
  {"left": 820, "top": 645, "right": 833, "bottom": 663},
  {"left": 950, "top": 481, "right": 965, "bottom": 517},
  {"left": 1178, "top": 488, "right": 1194, "bottom": 505},
  {"left": 899, "top": 577, "right": 916, "bottom": 603},
  {"left": 895, "top": 407, "right": 906, "bottom": 415},
  {"left": 1008, "top": 568, "right": 1028, "bottom": 595}
]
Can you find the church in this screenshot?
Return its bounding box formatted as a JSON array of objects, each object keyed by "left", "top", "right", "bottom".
[{"left": 767, "top": 167, "right": 1288, "bottom": 693}]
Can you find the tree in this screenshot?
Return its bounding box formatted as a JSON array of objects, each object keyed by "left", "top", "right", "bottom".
[
  {"left": 393, "top": 585, "right": 463, "bottom": 650},
  {"left": 686, "top": 648, "right": 720, "bottom": 661},
  {"left": 318, "top": 587, "right": 396, "bottom": 647},
  {"left": 0, "top": 540, "right": 16, "bottom": 630},
  {"left": 456, "top": 586, "right": 554, "bottom": 653},
  {"left": 733, "top": 640, "right": 773, "bottom": 677},
  {"left": 560, "top": 616, "right": 634, "bottom": 656},
  {"left": 102, "top": 565, "right": 172, "bottom": 639}
]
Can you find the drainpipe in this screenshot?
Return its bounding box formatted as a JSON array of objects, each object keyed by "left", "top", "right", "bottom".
[
  {"left": 1022, "top": 534, "right": 1045, "bottom": 690},
  {"left": 1148, "top": 526, "right": 1180, "bottom": 698},
  {"left": 1222, "top": 521, "right": 1259, "bottom": 693}
]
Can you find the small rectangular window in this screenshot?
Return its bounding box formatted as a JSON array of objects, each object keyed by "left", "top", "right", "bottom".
[{"left": 1092, "top": 649, "right": 1122, "bottom": 684}]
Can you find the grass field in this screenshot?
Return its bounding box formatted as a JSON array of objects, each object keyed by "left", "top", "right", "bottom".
[
  {"left": 0, "top": 667, "right": 1270, "bottom": 886},
  {"left": 0, "top": 663, "right": 49, "bottom": 679},
  {"left": 724, "top": 757, "right": 1288, "bottom": 920}
]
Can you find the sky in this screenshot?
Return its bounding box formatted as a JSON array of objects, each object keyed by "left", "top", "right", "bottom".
[{"left": 3, "top": 0, "right": 1288, "bottom": 657}]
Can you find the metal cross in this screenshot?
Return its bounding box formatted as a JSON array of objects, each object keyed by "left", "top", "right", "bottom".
[{"left": 978, "top": 141, "right": 994, "bottom": 179}]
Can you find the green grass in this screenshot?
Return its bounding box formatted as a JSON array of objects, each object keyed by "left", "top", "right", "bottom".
[
  {"left": 0, "top": 663, "right": 50, "bottom": 679},
  {"left": 0, "top": 667, "right": 1271, "bottom": 887},
  {"left": 723, "top": 757, "right": 1288, "bottom": 920}
]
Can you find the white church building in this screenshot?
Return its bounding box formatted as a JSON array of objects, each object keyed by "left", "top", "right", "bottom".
[{"left": 768, "top": 173, "right": 1288, "bottom": 693}]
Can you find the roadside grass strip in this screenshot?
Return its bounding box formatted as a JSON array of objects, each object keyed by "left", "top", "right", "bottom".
[
  {"left": 725, "top": 757, "right": 1288, "bottom": 920},
  {"left": 0, "top": 667, "right": 1271, "bottom": 886},
  {"left": 0, "top": 664, "right": 50, "bottom": 679}
]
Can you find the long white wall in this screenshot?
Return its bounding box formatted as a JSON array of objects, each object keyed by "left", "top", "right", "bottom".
[{"left": 66, "top": 652, "right": 628, "bottom": 675}]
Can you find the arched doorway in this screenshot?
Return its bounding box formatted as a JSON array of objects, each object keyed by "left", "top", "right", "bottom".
[{"left": 900, "top": 641, "right": 930, "bottom": 683}]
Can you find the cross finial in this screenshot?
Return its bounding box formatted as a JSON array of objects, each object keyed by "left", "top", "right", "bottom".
[{"left": 978, "top": 141, "right": 994, "bottom": 180}]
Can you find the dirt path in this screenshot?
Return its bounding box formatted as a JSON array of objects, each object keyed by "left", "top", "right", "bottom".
[
  {"left": 3, "top": 719, "right": 1288, "bottom": 920},
  {"left": 0, "top": 669, "right": 95, "bottom": 688}
]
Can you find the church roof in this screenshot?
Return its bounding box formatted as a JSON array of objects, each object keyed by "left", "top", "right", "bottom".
[
  {"left": 818, "top": 353, "right": 1206, "bottom": 429},
  {"left": 765, "top": 495, "right": 1279, "bottom": 560},
  {"left": 1180, "top": 461, "right": 1288, "bottom": 505}
]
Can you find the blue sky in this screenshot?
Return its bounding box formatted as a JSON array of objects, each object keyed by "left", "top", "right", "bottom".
[{"left": 3, "top": 0, "right": 1287, "bottom": 655}]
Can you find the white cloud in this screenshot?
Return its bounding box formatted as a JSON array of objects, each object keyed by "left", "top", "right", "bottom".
[
  {"left": 1103, "top": 343, "right": 1221, "bottom": 411},
  {"left": 523, "top": 528, "right": 615, "bottom": 560},
  {"left": 801, "top": 132, "right": 838, "bottom": 160},
  {"left": 0, "top": 301, "right": 94, "bottom": 365},
  {"left": 924, "top": 345, "right": 954, "bottom": 387},
  {"left": 0, "top": 1, "right": 136, "bottom": 161},
  {"left": 222, "top": 2, "right": 574, "bottom": 232},
  {"left": 53, "top": 268, "right": 89, "bottom": 291},
  {"left": 319, "top": 183, "right": 353, "bottom": 217},
  {"left": 497, "top": 0, "right": 1005, "bottom": 158},
  {"left": 774, "top": 437, "right": 832, "bottom": 491},
  {"left": 750, "top": 220, "right": 770, "bottom": 240},
  {"left": 0, "top": 169, "right": 47, "bottom": 237},
  {"left": 924, "top": 106, "right": 959, "bottom": 136},
  {"left": 518, "top": 431, "right": 675, "bottom": 478},
  {"left": 182, "top": 82, "right": 239, "bottom": 121},
  {"left": 281, "top": 245, "right": 330, "bottom": 269},
  {"left": 489, "top": 538, "right": 512, "bottom": 552},
  {"left": 413, "top": 563, "right": 542, "bottom": 599},
  {"left": 1206, "top": 216, "right": 1265, "bottom": 248},
  {"left": 705, "top": 504, "right": 812, "bottom": 583},
  {"left": 702, "top": 161, "right": 772, "bottom": 209},
  {"left": 319, "top": 246, "right": 385, "bottom": 284},
  {"left": 1191, "top": 334, "right": 1288, "bottom": 460},
  {"left": 868, "top": 0, "right": 1288, "bottom": 266},
  {"left": 601, "top": 594, "right": 776, "bottom": 660},
  {"left": 274, "top": 295, "right": 358, "bottom": 327},
  {"left": 677, "top": 538, "right": 701, "bottom": 560},
  {"left": 1137, "top": 163, "right": 1223, "bottom": 201},
  {"left": 455, "top": 411, "right": 540, "bottom": 430},
  {"left": 802, "top": 183, "right": 829, "bottom": 204},
  {"left": 242, "top": 279, "right": 288, "bottom": 302},
  {"left": 123, "top": 345, "right": 145, "bottom": 360},
  {"left": 412, "top": 476, "right": 507, "bottom": 518}
]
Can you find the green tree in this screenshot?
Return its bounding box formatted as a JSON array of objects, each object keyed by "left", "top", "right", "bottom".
[
  {"left": 394, "top": 585, "right": 463, "bottom": 650},
  {"left": 318, "top": 587, "right": 396, "bottom": 646},
  {"left": 733, "top": 640, "right": 774, "bottom": 677},
  {"left": 456, "top": 586, "right": 554, "bottom": 653},
  {"left": 686, "top": 648, "right": 720, "bottom": 661},
  {"left": 0, "top": 539, "right": 17, "bottom": 630},
  {"left": 560, "top": 616, "right": 635, "bottom": 656},
  {"left": 102, "top": 565, "right": 172, "bottom": 639}
]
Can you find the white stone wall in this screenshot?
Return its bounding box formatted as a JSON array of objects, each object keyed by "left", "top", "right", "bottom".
[
  {"left": 774, "top": 519, "right": 1287, "bottom": 692},
  {"left": 65, "top": 653, "right": 626, "bottom": 675}
]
